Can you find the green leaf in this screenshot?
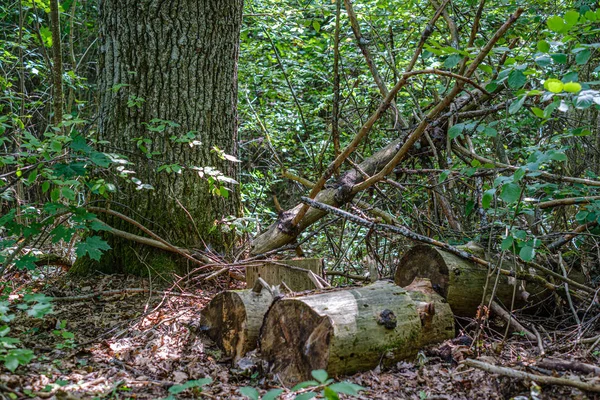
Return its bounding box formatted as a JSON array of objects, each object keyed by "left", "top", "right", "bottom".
[
  {"left": 575, "top": 49, "right": 591, "bottom": 65},
  {"left": 544, "top": 79, "right": 563, "bottom": 93},
  {"left": 483, "top": 127, "right": 497, "bottom": 137},
  {"left": 60, "top": 187, "right": 76, "bottom": 201},
  {"left": 4, "top": 355, "right": 19, "bottom": 372},
  {"left": 169, "top": 379, "right": 212, "bottom": 394},
  {"left": 576, "top": 211, "right": 589, "bottom": 222},
  {"left": 50, "top": 225, "right": 76, "bottom": 243},
  {"left": 509, "top": 95, "right": 526, "bottom": 114},
  {"left": 448, "top": 123, "right": 465, "bottom": 139},
  {"left": 312, "top": 21, "right": 320, "bottom": 32},
  {"left": 508, "top": 70, "right": 526, "bottom": 89},
  {"left": 531, "top": 107, "right": 545, "bottom": 118},
  {"left": 291, "top": 381, "right": 319, "bottom": 391},
  {"left": 42, "top": 181, "right": 50, "bottom": 193},
  {"left": 513, "top": 168, "right": 526, "bottom": 182},
  {"left": 443, "top": 54, "right": 462, "bottom": 68},
  {"left": 438, "top": 170, "right": 450, "bottom": 183},
  {"left": 500, "top": 182, "right": 521, "bottom": 203},
  {"left": 549, "top": 152, "right": 567, "bottom": 161},
  {"left": 564, "top": 10, "right": 579, "bottom": 25},
  {"left": 263, "top": 389, "right": 284, "bottom": 400},
  {"left": 328, "top": 382, "right": 365, "bottom": 395},
  {"left": 294, "top": 393, "right": 318, "bottom": 400},
  {"left": 239, "top": 387, "right": 260, "bottom": 400},
  {"left": 547, "top": 16, "right": 565, "bottom": 32},
  {"left": 323, "top": 387, "right": 340, "bottom": 400},
  {"left": 311, "top": 370, "right": 328, "bottom": 384},
  {"left": 563, "top": 82, "right": 582, "bottom": 93},
  {"left": 550, "top": 53, "right": 567, "bottom": 64},
  {"left": 519, "top": 246, "right": 536, "bottom": 262},
  {"left": 482, "top": 188, "right": 496, "bottom": 209},
  {"left": 501, "top": 236, "right": 514, "bottom": 250},
  {"left": 75, "top": 236, "right": 111, "bottom": 261},
  {"left": 536, "top": 40, "right": 550, "bottom": 53}
]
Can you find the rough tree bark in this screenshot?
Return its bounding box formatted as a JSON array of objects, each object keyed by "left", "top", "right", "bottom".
[{"left": 74, "top": 0, "right": 243, "bottom": 274}]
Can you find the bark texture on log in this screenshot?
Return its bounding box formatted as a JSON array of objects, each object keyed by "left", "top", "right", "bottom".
[
  {"left": 259, "top": 280, "right": 454, "bottom": 384},
  {"left": 394, "top": 245, "right": 544, "bottom": 317},
  {"left": 201, "top": 289, "right": 273, "bottom": 361}
]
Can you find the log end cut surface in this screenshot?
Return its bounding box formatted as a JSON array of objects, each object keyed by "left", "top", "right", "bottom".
[
  {"left": 394, "top": 245, "right": 449, "bottom": 297},
  {"left": 201, "top": 290, "right": 272, "bottom": 361},
  {"left": 259, "top": 301, "right": 333, "bottom": 384}
]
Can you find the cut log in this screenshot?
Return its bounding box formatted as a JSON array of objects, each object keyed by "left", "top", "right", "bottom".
[
  {"left": 201, "top": 288, "right": 273, "bottom": 361},
  {"left": 393, "top": 244, "right": 546, "bottom": 317},
  {"left": 259, "top": 279, "right": 454, "bottom": 384},
  {"left": 245, "top": 258, "right": 324, "bottom": 292}
]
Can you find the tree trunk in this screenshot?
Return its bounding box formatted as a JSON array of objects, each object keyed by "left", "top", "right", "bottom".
[
  {"left": 394, "top": 245, "right": 547, "bottom": 317},
  {"left": 259, "top": 280, "right": 454, "bottom": 385},
  {"left": 74, "top": 0, "right": 243, "bottom": 274}
]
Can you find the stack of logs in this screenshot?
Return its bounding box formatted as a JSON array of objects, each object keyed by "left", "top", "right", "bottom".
[{"left": 200, "top": 245, "right": 547, "bottom": 384}]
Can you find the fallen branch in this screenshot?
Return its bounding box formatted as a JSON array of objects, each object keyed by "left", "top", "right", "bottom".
[
  {"left": 547, "top": 221, "right": 599, "bottom": 252},
  {"left": 536, "top": 358, "right": 600, "bottom": 377},
  {"left": 88, "top": 207, "right": 212, "bottom": 265},
  {"left": 462, "top": 359, "right": 600, "bottom": 393},
  {"left": 300, "top": 197, "right": 556, "bottom": 291},
  {"left": 490, "top": 301, "right": 536, "bottom": 342},
  {"left": 46, "top": 288, "right": 205, "bottom": 302},
  {"left": 539, "top": 196, "right": 600, "bottom": 209}
]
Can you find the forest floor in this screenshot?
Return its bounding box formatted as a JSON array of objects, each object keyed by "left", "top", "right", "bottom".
[{"left": 1, "top": 271, "right": 598, "bottom": 400}]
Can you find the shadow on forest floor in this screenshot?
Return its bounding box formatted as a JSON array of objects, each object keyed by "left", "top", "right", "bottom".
[{"left": 0, "top": 272, "right": 595, "bottom": 399}]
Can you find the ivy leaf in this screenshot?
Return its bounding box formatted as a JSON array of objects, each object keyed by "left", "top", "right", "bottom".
[
  {"left": 75, "top": 236, "right": 111, "bottom": 261},
  {"left": 500, "top": 182, "right": 521, "bottom": 203}
]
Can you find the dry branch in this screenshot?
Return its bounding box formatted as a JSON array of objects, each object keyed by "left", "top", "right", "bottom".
[
  {"left": 462, "top": 359, "right": 600, "bottom": 393},
  {"left": 47, "top": 288, "right": 204, "bottom": 302}
]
